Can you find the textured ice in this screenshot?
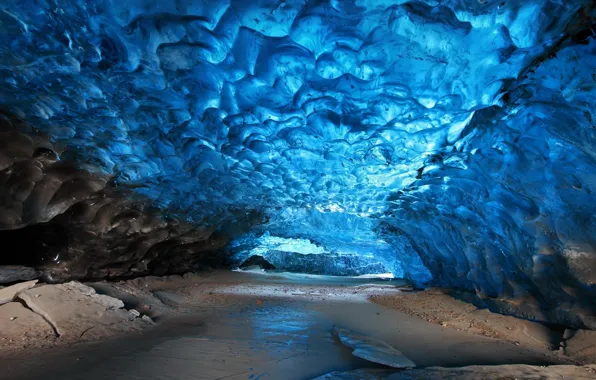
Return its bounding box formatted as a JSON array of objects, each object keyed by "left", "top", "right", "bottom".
[
  {"left": 230, "top": 209, "right": 409, "bottom": 278},
  {"left": 230, "top": 233, "right": 400, "bottom": 277},
  {"left": 2, "top": 0, "right": 585, "bottom": 216},
  {"left": 236, "top": 234, "right": 327, "bottom": 256},
  {"left": 0, "top": 0, "right": 595, "bottom": 324},
  {"left": 241, "top": 252, "right": 390, "bottom": 277}
]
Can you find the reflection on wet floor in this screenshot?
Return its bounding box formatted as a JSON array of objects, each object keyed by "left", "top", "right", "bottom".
[
  {"left": 247, "top": 304, "right": 315, "bottom": 346},
  {"left": 1, "top": 275, "right": 566, "bottom": 380}
]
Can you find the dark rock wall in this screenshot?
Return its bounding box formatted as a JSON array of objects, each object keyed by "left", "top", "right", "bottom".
[{"left": 0, "top": 112, "right": 262, "bottom": 282}]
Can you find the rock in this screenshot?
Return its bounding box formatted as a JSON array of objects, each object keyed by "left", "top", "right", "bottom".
[
  {"left": 59, "top": 281, "right": 124, "bottom": 309},
  {"left": 240, "top": 255, "right": 276, "bottom": 270},
  {"left": 564, "top": 329, "right": 596, "bottom": 363},
  {"left": 0, "top": 280, "right": 38, "bottom": 305},
  {"left": 129, "top": 309, "right": 141, "bottom": 318},
  {"left": 18, "top": 281, "right": 139, "bottom": 339},
  {"left": 88, "top": 280, "right": 174, "bottom": 322},
  {"left": 0, "top": 302, "right": 55, "bottom": 346},
  {"left": 311, "top": 365, "right": 596, "bottom": 379},
  {"left": 141, "top": 315, "right": 155, "bottom": 324},
  {"left": 0, "top": 266, "right": 39, "bottom": 284},
  {"left": 332, "top": 327, "right": 416, "bottom": 368}
]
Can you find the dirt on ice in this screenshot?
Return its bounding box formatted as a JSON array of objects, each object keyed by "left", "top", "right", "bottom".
[{"left": 0, "top": 271, "right": 594, "bottom": 380}]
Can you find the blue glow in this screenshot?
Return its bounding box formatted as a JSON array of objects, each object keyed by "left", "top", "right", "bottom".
[
  {"left": 234, "top": 234, "right": 327, "bottom": 256},
  {"left": 0, "top": 0, "right": 595, "bottom": 315},
  {"left": 230, "top": 232, "right": 402, "bottom": 277}
]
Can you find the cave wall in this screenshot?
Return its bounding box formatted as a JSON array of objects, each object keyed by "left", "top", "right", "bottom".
[
  {"left": 379, "top": 36, "right": 596, "bottom": 327},
  {"left": 0, "top": 114, "right": 107, "bottom": 230},
  {"left": 0, "top": 113, "right": 264, "bottom": 282}
]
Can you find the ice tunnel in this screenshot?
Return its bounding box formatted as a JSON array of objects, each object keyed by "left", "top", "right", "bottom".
[{"left": 0, "top": 0, "right": 595, "bottom": 329}]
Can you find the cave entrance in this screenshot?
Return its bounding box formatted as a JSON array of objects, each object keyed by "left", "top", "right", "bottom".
[{"left": 229, "top": 234, "right": 402, "bottom": 280}]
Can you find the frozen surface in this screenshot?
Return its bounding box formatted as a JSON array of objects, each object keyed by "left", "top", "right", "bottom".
[
  {"left": 333, "top": 327, "right": 416, "bottom": 368},
  {"left": 0, "top": 0, "right": 595, "bottom": 323},
  {"left": 230, "top": 234, "right": 399, "bottom": 277}
]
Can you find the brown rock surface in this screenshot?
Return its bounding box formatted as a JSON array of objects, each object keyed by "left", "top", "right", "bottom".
[
  {"left": 0, "top": 302, "right": 55, "bottom": 349},
  {"left": 0, "top": 280, "right": 38, "bottom": 305},
  {"left": 18, "top": 281, "right": 149, "bottom": 340}
]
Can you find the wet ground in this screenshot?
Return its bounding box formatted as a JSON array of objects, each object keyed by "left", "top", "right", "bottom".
[{"left": 0, "top": 272, "right": 567, "bottom": 380}]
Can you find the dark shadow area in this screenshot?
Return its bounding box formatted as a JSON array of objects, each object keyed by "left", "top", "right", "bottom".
[{"left": 0, "top": 222, "right": 69, "bottom": 267}]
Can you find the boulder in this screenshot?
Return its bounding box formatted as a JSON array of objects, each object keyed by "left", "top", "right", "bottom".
[
  {"left": 18, "top": 281, "right": 142, "bottom": 339},
  {"left": 240, "top": 255, "right": 276, "bottom": 270},
  {"left": 0, "top": 280, "right": 38, "bottom": 305},
  {"left": 332, "top": 327, "right": 416, "bottom": 369}
]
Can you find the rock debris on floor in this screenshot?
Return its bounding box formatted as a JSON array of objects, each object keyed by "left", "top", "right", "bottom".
[
  {"left": 0, "top": 280, "right": 38, "bottom": 305},
  {"left": 0, "top": 271, "right": 595, "bottom": 380}
]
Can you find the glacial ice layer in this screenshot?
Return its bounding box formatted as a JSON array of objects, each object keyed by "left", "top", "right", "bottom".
[{"left": 0, "top": 1, "right": 595, "bottom": 326}]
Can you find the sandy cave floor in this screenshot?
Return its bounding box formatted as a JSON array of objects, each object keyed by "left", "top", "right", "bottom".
[{"left": 0, "top": 271, "right": 594, "bottom": 380}]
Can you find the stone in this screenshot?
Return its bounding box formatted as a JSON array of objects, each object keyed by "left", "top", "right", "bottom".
[
  {"left": 18, "top": 281, "right": 139, "bottom": 339},
  {"left": 0, "top": 280, "right": 38, "bottom": 305},
  {"left": 59, "top": 281, "right": 125, "bottom": 309},
  {"left": 129, "top": 309, "right": 141, "bottom": 318},
  {"left": 332, "top": 327, "right": 416, "bottom": 369},
  {"left": 142, "top": 315, "right": 155, "bottom": 324},
  {"left": 0, "top": 266, "right": 39, "bottom": 284},
  {"left": 240, "top": 255, "right": 276, "bottom": 270}
]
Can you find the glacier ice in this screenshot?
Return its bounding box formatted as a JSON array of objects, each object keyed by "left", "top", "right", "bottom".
[
  {"left": 332, "top": 327, "right": 416, "bottom": 368},
  {"left": 229, "top": 233, "right": 399, "bottom": 277},
  {"left": 0, "top": 0, "right": 594, "bottom": 326}
]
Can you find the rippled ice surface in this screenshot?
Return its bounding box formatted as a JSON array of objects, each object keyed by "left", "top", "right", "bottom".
[
  {"left": 230, "top": 233, "right": 401, "bottom": 277},
  {"left": 2, "top": 0, "right": 589, "bottom": 216},
  {"left": 0, "top": 0, "right": 595, "bottom": 319}
]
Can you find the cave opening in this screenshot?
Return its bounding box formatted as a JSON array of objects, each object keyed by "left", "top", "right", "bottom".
[{"left": 0, "top": 0, "right": 595, "bottom": 379}]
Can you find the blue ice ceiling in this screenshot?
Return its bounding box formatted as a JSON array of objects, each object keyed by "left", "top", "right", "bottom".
[
  {"left": 1, "top": 0, "right": 595, "bottom": 319},
  {"left": 2, "top": 0, "right": 586, "bottom": 216}
]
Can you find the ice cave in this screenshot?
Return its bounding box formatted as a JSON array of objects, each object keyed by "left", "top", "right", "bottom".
[{"left": 0, "top": 1, "right": 595, "bottom": 379}]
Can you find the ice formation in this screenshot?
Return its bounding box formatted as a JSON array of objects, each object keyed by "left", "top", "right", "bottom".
[
  {"left": 229, "top": 233, "right": 400, "bottom": 277},
  {"left": 0, "top": 1, "right": 594, "bottom": 326}
]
